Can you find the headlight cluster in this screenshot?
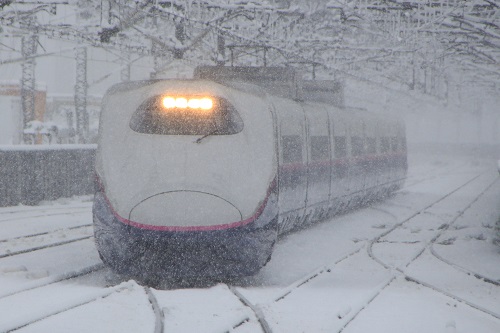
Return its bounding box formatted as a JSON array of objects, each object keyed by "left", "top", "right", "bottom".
[{"left": 162, "top": 96, "right": 214, "bottom": 111}]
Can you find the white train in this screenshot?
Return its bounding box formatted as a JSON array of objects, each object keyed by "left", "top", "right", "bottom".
[{"left": 93, "top": 66, "right": 407, "bottom": 281}]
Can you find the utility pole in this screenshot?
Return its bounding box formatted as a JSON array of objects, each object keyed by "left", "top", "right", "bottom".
[
  {"left": 151, "top": 41, "right": 162, "bottom": 79},
  {"left": 217, "top": 33, "right": 225, "bottom": 66},
  {"left": 74, "top": 47, "right": 88, "bottom": 143}
]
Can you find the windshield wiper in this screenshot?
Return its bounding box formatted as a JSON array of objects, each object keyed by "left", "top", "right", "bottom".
[{"left": 194, "top": 129, "right": 219, "bottom": 144}]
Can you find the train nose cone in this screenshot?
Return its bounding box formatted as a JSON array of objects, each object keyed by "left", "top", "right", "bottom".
[{"left": 129, "top": 191, "right": 242, "bottom": 228}]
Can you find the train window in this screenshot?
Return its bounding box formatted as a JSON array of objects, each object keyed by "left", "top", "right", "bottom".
[
  {"left": 129, "top": 95, "right": 243, "bottom": 136},
  {"left": 381, "top": 137, "right": 390, "bottom": 153},
  {"left": 282, "top": 135, "right": 303, "bottom": 163},
  {"left": 310, "top": 136, "right": 330, "bottom": 161},
  {"left": 366, "top": 138, "right": 377, "bottom": 154},
  {"left": 351, "top": 136, "right": 364, "bottom": 156},
  {"left": 334, "top": 136, "right": 347, "bottom": 158}
]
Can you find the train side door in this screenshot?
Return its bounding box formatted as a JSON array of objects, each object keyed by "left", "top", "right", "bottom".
[
  {"left": 276, "top": 98, "right": 307, "bottom": 231},
  {"left": 374, "top": 119, "right": 388, "bottom": 188},
  {"left": 304, "top": 104, "right": 331, "bottom": 218},
  {"left": 364, "top": 119, "right": 378, "bottom": 190},
  {"left": 331, "top": 114, "right": 350, "bottom": 200},
  {"left": 349, "top": 118, "right": 365, "bottom": 195},
  {"left": 397, "top": 124, "right": 408, "bottom": 180},
  {"left": 379, "top": 121, "right": 393, "bottom": 185}
]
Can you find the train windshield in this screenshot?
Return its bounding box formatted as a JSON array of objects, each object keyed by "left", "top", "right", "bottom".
[{"left": 129, "top": 95, "right": 243, "bottom": 136}]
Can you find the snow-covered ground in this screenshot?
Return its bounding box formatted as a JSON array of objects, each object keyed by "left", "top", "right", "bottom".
[{"left": 0, "top": 152, "right": 499, "bottom": 333}]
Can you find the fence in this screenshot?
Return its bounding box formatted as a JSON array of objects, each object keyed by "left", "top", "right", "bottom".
[{"left": 0, "top": 145, "right": 96, "bottom": 207}]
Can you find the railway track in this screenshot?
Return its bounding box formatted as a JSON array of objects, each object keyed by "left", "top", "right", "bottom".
[
  {"left": 0, "top": 205, "right": 93, "bottom": 261},
  {"left": 402, "top": 160, "right": 470, "bottom": 189},
  {"left": 229, "top": 285, "right": 273, "bottom": 333},
  {"left": 0, "top": 280, "right": 144, "bottom": 332},
  {"left": 0, "top": 263, "right": 105, "bottom": 300},
  {"left": 429, "top": 245, "right": 500, "bottom": 286},
  {"left": 144, "top": 287, "right": 164, "bottom": 333},
  {"left": 0, "top": 206, "right": 91, "bottom": 224},
  {"left": 0, "top": 227, "right": 93, "bottom": 260},
  {"left": 0, "top": 221, "right": 103, "bottom": 300},
  {"left": 224, "top": 246, "right": 365, "bottom": 333},
  {"left": 220, "top": 168, "right": 500, "bottom": 333},
  {"left": 350, "top": 171, "right": 500, "bottom": 329}
]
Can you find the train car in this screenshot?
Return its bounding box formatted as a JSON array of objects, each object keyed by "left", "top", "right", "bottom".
[{"left": 93, "top": 66, "right": 407, "bottom": 281}]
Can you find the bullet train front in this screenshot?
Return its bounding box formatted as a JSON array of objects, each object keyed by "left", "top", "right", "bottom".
[{"left": 92, "top": 79, "right": 278, "bottom": 280}]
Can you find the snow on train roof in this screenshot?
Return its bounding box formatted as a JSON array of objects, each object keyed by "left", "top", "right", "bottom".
[
  {"left": 103, "top": 66, "right": 345, "bottom": 111},
  {"left": 194, "top": 66, "right": 344, "bottom": 108},
  {"left": 104, "top": 67, "right": 395, "bottom": 123}
]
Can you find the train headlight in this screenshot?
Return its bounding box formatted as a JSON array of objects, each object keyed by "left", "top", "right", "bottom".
[
  {"left": 199, "top": 98, "right": 213, "bottom": 110},
  {"left": 175, "top": 97, "right": 188, "bottom": 108},
  {"left": 161, "top": 96, "right": 214, "bottom": 112},
  {"left": 187, "top": 98, "right": 201, "bottom": 109},
  {"left": 162, "top": 97, "right": 176, "bottom": 109}
]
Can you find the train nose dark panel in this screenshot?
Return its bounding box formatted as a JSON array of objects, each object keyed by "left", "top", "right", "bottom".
[{"left": 129, "top": 191, "right": 242, "bottom": 227}]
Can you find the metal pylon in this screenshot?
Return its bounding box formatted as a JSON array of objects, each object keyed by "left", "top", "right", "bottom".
[
  {"left": 74, "top": 47, "right": 88, "bottom": 143},
  {"left": 121, "top": 53, "right": 131, "bottom": 82},
  {"left": 21, "top": 33, "right": 38, "bottom": 142},
  {"left": 151, "top": 41, "right": 162, "bottom": 79}
]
